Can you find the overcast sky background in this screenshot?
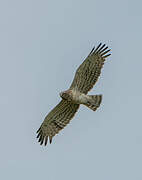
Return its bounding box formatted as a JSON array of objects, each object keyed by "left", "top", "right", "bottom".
[{"left": 0, "top": 0, "right": 142, "bottom": 179}]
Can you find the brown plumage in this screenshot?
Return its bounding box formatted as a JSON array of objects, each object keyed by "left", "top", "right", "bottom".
[
  {"left": 37, "top": 100, "right": 79, "bottom": 145},
  {"left": 70, "top": 43, "right": 111, "bottom": 94},
  {"left": 37, "top": 43, "right": 111, "bottom": 146}
]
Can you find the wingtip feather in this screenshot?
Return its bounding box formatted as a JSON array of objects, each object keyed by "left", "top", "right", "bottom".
[{"left": 49, "top": 137, "right": 52, "bottom": 144}]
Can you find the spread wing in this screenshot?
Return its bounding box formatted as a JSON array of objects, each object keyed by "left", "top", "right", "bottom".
[
  {"left": 36, "top": 100, "right": 79, "bottom": 146},
  {"left": 70, "top": 43, "right": 111, "bottom": 94}
]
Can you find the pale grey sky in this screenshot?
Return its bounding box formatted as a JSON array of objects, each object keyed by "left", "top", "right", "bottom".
[{"left": 0, "top": 0, "right": 142, "bottom": 179}]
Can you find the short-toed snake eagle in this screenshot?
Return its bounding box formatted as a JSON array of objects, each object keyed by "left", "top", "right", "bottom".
[{"left": 37, "top": 43, "right": 111, "bottom": 146}]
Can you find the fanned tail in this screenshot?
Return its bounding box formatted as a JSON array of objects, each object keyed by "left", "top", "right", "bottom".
[{"left": 84, "top": 95, "right": 102, "bottom": 111}]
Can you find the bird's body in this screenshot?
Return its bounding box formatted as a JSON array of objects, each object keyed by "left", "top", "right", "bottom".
[
  {"left": 60, "top": 89, "right": 102, "bottom": 109},
  {"left": 37, "top": 43, "right": 111, "bottom": 146},
  {"left": 60, "top": 89, "right": 87, "bottom": 104}
]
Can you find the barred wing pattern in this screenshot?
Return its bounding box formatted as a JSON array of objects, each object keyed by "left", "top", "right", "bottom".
[
  {"left": 37, "top": 100, "right": 79, "bottom": 146},
  {"left": 70, "top": 43, "right": 111, "bottom": 94}
]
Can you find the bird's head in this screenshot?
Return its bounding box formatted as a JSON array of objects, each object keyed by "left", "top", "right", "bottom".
[{"left": 59, "top": 90, "right": 72, "bottom": 101}]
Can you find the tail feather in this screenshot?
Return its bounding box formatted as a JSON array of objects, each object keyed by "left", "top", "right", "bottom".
[{"left": 84, "top": 95, "right": 102, "bottom": 111}]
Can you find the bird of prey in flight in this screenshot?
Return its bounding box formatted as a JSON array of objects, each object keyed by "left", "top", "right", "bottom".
[{"left": 37, "top": 43, "right": 111, "bottom": 146}]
